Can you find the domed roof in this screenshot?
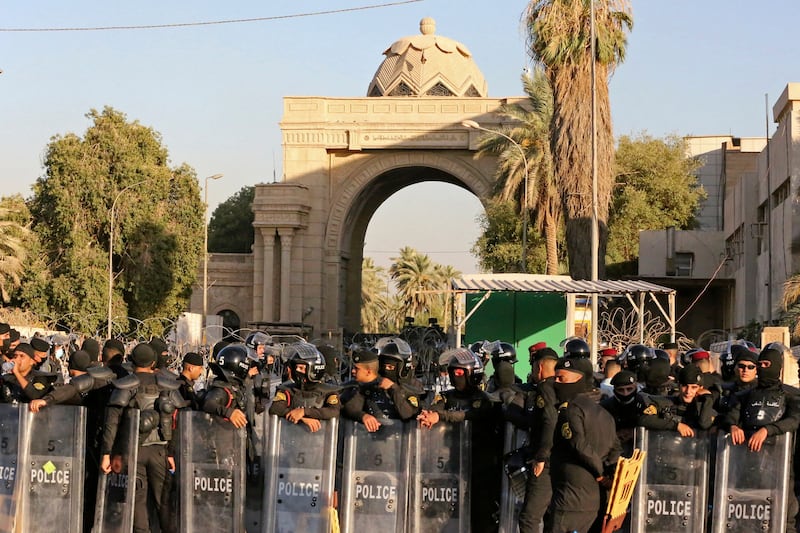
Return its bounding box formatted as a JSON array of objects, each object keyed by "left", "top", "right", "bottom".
[{"left": 367, "top": 18, "right": 488, "bottom": 98}]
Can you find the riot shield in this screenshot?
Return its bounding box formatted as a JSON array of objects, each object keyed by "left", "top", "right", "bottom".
[
  {"left": 93, "top": 409, "right": 140, "bottom": 533},
  {"left": 710, "top": 431, "right": 791, "bottom": 533},
  {"left": 630, "top": 427, "right": 710, "bottom": 533},
  {"left": 177, "top": 410, "right": 246, "bottom": 533},
  {"left": 0, "top": 404, "right": 27, "bottom": 532},
  {"left": 498, "top": 422, "right": 527, "bottom": 533},
  {"left": 339, "top": 418, "right": 409, "bottom": 533},
  {"left": 16, "top": 405, "right": 86, "bottom": 532},
  {"left": 246, "top": 410, "right": 269, "bottom": 533},
  {"left": 262, "top": 414, "right": 338, "bottom": 533},
  {"left": 408, "top": 421, "right": 471, "bottom": 533}
]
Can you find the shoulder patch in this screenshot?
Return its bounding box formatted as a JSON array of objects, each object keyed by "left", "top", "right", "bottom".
[
  {"left": 326, "top": 393, "right": 339, "bottom": 405},
  {"left": 558, "top": 401, "right": 569, "bottom": 409},
  {"left": 434, "top": 394, "right": 443, "bottom": 404},
  {"left": 561, "top": 422, "right": 572, "bottom": 439},
  {"left": 472, "top": 400, "right": 482, "bottom": 408},
  {"left": 536, "top": 395, "right": 545, "bottom": 409},
  {"left": 33, "top": 382, "right": 45, "bottom": 391},
  {"left": 643, "top": 404, "right": 658, "bottom": 416},
  {"left": 408, "top": 396, "right": 418, "bottom": 408},
  {"left": 274, "top": 391, "right": 287, "bottom": 403}
]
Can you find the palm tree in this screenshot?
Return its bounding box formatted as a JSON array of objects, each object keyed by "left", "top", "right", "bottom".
[
  {"left": 0, "top": 196, "right": 32, "bottom": 303},
  {"left": 389, "top": 247, "right": 442, "bottom": 320},
  {"left": 473, "top": 70, "right": 561, "bottom": 274},
  {"left": 525, "top": 0, "right": 633, "bottom": 279},
  {"left": 361, "top": 257, "right": 389, "bottom": 332}
]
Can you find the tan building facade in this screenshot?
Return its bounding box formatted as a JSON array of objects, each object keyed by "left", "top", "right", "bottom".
[{"left": 639, "top": 83, "right": 800, "bottom": 335}]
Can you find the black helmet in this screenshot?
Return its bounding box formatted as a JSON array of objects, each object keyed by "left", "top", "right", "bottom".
[
  {"left": 245, "top": 331, "right": 272, "bottom": 359},
  {"left": 563, "top": 338, "right": 591, "bottom": 359},
  {"left": 284, "top": 342, "right": 326, "bottom": 387},
  {"left": 719, "top": 350, "right": 736, "bottom": 381},
  {"left": 622, "top": 344, "right": 655, "bottom": 372},
  {"left": 486, "top": 341, "right": 517, "bottom": 365},
  {"left": 445, "top": 347, "right": 485, "bottom": 390},
  {"left": 653, "top": 349, "right": 670, "bottom": 362},
  {"left": 468, "top": 340, "right": 490, "bottom": 362},
  {"left": 210, "top": 344, "right": 251, "bottom": 382},
  {"left": 375, "top": 337, "right": 413, "bottom": 381}
]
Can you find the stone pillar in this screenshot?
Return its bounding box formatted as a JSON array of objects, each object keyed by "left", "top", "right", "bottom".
[
  {"left": 262, "top": 228, "right": 276, "bottom": 322},
  {"left": 278, "top": 228, "right": 294, "bottom": 322},
  {"left": 252, "top": 229, "right": 263, "bottom": 321}
]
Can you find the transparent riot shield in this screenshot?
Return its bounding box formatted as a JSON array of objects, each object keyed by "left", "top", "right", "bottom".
[
  {"left": 498, "top": 422, "right": 527, "bottom": 533},
  {"left": 340, "top": 419, "right": 409, "bottom": 533},
  {"left": 710, "top": 431, "right": 791, "bottom": 533},
  {"left": 630, "top": 427, "right": 710, "bottom": 533},
  {"left": 177, "top": 410, "right": 246, "bottom": 533},
  {"left": 246, "top": 410, "right": 269, "bottom": 533},
  {"left": 0, "top": 404, "right": 27, "bottom": 532},
  {"left": 262, "top": 414, "right": 338, "bottom": 533},
  {"left": 408, "top": 421, "right": 471, "bottom": 533},
  {"left": 93, "top": 408, "right": 140, "bottom": 533},
  {"left": 16, "top": 405, "right": 86, "bottom": 532}
]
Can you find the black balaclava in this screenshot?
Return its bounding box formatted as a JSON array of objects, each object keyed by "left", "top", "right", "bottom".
[
  {"left": 494, "top": 360, "right": 516, "bottom": 389},
  {"left": 554, "top": 373, "right": 585, "bottom": 403},
  {"left": 757, "top": 348, "right": 783, "bottom": 388},
  {"left": 611, "top": 370, "right": 638, "bottom": 404}
]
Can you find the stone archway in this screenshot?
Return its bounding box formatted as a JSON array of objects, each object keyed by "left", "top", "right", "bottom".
[{"left": 325, "top": 153, "right": 494, "bottom": 331}]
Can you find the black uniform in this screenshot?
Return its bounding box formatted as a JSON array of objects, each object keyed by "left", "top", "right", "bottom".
[
  {"left": 547, "top": 393, "right": 621, "bottom": 533},
  {"left": 0, "top": 370, "right": 56, "bottom": 403},
  {"left": 430, "top": 388, "right": 503, "bottom": 533},
  {"left": 177, "top": 373, "right": 202, "bottom": 410},
  {"left": 101, "top": 371, "right": 187, "bottom": 533},
  {"left": 341, "top": 378, "right": 421, "bottom": 422},
  {"left": 644, "top": 392, "right": 717, "bottom": 432},
  {"left": 600, "top": 391, "right": 664, "bottom": 453},
  {"left": 269, "top": 380, "right": 341, "bottom": 420},
  {"left": 506, "top": 377, "right": 558, "bottom": 533}
]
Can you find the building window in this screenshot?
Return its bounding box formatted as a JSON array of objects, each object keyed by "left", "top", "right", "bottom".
[
  {"left": 673, "top": 252, "right": 694, "bottom": 277},
  {"left": 772, "top": 179, "right": 790, "bottom": 207}
]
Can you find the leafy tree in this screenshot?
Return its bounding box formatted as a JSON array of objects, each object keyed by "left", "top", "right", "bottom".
[
  {"left": 208, "top": 186, "right": 255, "bottom": 253},
  {"left": 361, "top": 257, "right": 389, "bottom": 332},
  {"left": 525, "top": 0, "right": 633, "bottom": 279},
  {"left": 473, "top": 70, "right": 561, "bottom": 274},
  {"left": 26, "top": 107, "right": 204, "bottom": 333},
  {"left": 607, "top": 133, "right": 705, "bottom": 274},
  {"left": 472, "top": 198, "right": 550, "bottom": 274},
  {"left": 0, "top": 195, "right": 34, "bottom": 303}
]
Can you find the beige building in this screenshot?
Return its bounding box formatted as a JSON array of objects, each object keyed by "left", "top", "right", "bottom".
[
  {"left": 189, "top": 18, "right": 521, "bottom": 337},
  {"left": 638, "top": 83, "right": 800, "bottom": 337}
]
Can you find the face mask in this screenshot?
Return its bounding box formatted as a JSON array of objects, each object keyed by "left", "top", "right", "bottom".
[
  {"left": 0, "top": 339, "right": 10, "bottom": 355},
  {"left": 554, "top": 380, "right": 585, "bottom": 403},
  {"left": 614, "top": 390, "right": 636, "bottom": 405},
  {"left": 494, "top": 361, "right": 516, "bottom": 389}
]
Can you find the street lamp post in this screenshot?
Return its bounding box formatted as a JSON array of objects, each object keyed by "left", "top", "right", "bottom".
[
  {"left": 107, "top": 178, "right": 159, "bottom": 339},
  {"left": 203, "top": 174, "right": 224, "bottom": 346},
  {"left": 462, "top": 120, "right": 529, "bottom": 272}
]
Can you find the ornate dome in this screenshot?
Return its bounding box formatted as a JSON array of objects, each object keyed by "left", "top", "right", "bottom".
[{"left": 367, "top": 18, "right": 488, "bottom": 98}]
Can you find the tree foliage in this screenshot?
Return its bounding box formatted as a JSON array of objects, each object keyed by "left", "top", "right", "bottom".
[
  {"left": 25, "top": 107, "right": 204, "bottom": 333},
  {"left": 472, "top": 198, "right": 550, "bottom": 274},
  {"left": 0, "top": 195, "right": 34, "bottom": 303},
  {"left": 208, "top": 186, "right": 255, "bottom": 253},
  {"left": 607, "top": 133, "right": 705, "bottom": 274},
  {"left": 526, "top": 0, "right": 633, "bottom": 279}
]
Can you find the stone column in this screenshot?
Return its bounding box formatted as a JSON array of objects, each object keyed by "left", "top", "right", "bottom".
[
  {"left": 252, "top": 229, "right": 263, "bottom": 321},
  {"left": 278, "top": 228, "right": 294, "bottom": 322},
  {"left": 262, "top": 228, "right": 276, "bottom": 322}
]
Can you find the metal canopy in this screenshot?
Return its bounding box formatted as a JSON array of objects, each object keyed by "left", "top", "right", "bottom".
[
  {"left": 451, "top": 273, "right": 675, "bottom": 295},
  {"left": 450, "top": 274, "right": 677, "bottom": 358}
]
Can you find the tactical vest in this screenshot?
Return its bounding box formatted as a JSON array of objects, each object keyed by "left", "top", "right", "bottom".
[
  {"left": 742, "top": 389, "right": 786, "bottom": 428},
  {"left": 362, "top": 385, "right": 400, "bottom": 419}
]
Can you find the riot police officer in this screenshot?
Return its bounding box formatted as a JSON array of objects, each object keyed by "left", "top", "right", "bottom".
[
  {"left": 418, "top": 348, "right": 503, "bottom": 533},
  {"left": 100, "top": 343, "right": 187, "bottom": 533},
  {"left": 341, "top": 349, "right": 420, "bottom": 431},
  {"left": 201, "top": 343, "right": 255, "bottom": 429},
  {"left": 0, "top": 343, "right": 56, "bottom": 403},
  {"left": 269, "top": 342, "right": 340, "bottom": 431}
]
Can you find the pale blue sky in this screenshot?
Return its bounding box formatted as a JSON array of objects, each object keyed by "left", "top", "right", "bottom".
[{"left": 2, "top": 1, "right": 798, "bottom": 274}]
